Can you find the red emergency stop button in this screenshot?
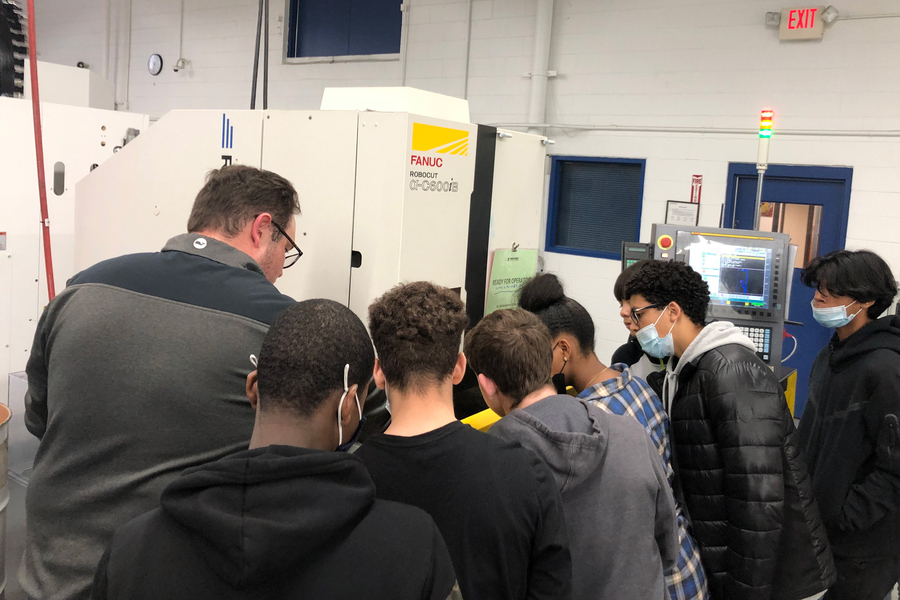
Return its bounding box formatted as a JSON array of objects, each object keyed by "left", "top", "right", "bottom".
[{"left": 657, "top": 235, "right": 673, "bottom": 250}]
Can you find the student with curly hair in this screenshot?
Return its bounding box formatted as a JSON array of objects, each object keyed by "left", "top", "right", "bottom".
[
  {"left": 798, "top": 250, "right": 900, "bottom": 600},
  {"left": 518, "top": 272, "right": 709, "bottom": 600},
  {"left": 357, "top": 282, "right": 572, "bottom": 600},
  {"left": 624, "top": 260, "right": 836, "bottom": 600}
]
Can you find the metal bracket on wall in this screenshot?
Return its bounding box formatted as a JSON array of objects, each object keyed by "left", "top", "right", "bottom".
[{"left": 523, "top": 70, "right": 558, "bottom": 78}]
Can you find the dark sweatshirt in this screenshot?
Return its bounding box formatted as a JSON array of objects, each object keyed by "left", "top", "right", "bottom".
[
  {"left": 357, "top": 422, "right": 572, "bottom": 600},
  {"left": 92, "top": 446, "right": 461, "bottom": 600},
  {"left": 798, "top": 314, "right": 900, "bottom": 558},
  {"left": 490, "top": 394, "right": 679, "bottom": 600}
]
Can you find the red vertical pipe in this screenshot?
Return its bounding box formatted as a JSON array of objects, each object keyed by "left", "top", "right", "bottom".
[{"left": 26, "top": 0, "right": 56, "bottom": 301}]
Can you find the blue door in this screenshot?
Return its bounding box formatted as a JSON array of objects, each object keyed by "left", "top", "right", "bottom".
[{"left": 724, "top": 164, "right": 852, "bottom": 417}]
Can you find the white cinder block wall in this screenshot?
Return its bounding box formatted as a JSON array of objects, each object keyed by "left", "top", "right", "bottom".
[{"left": 35, "top": 0, "right": 900, "bottom": 362}]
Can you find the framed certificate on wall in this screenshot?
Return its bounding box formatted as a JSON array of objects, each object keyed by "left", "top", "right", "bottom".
[{"left": 665, "top": 200, "right": 700, "bottom": 227}]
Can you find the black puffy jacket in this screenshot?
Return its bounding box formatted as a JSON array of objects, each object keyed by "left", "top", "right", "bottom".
[{"left": 669, "top": 343, "right": 836, "bottom": 600}]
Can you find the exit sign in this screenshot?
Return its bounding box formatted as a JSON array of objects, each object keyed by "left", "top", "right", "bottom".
[{"left": 779, "top": 6, "right": 825, "bottom": 39}]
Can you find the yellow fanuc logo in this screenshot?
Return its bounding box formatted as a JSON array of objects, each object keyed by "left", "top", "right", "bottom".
[{"left": 412, "top": 123, "right": 469, "bottom": 156}]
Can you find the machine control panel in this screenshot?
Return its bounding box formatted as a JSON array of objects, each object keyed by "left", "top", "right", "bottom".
[
  {"left": 649, "top": 224, "right": 791, "bottom": 367},
  {"left": 621, "top": 242, "right": 652, "bottom": 271}
]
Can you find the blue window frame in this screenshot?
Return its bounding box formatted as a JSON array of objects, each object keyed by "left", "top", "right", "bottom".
[
  {"left": 286, "top": 0, "right": 402, "bottom": 59},
  {"left": 546, "top": 156, "right": 646, "bottom": 261}
]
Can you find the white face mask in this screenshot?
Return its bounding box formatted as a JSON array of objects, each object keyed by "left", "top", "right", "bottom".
[
  {"left": 636, "top": 309, "right": 678, "bottom": 359},
  {"left": 811, "top": 300, "right": 861, "bottom": 329}
]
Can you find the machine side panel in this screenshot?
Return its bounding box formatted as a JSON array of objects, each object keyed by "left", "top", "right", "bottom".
[
  {"left": 260, "top": 110, "right": 357, "bottom": 303},
  {"left": 348, "top": 113, "right": 408, "bottom": 322},
  {"left": 398, "top": 114, "right": 477, "bottom": 295},
  {"left": 489, "top": 129, "right": 546, "bottom": 255},
  {"left": 38, "top": 104, "right": 149, "bottom": 305},
  {"left": 74, "top": 110, "right": 264, "bottom": 272},
  {"left": 0, "top": 98, "right": 145, "bottom": 403}
]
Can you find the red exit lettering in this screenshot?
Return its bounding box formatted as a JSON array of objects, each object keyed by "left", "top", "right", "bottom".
[
  {"left": 410, "top": 155, "right": 443, "bottom": 167},
  {"left": 788, "top": 7, "right": 818, "bottom": 29}
]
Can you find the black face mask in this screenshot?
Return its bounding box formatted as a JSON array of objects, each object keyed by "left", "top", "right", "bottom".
[
  {"left": 551, "top": 372, "right": 568, "bottom": 395},
  {"left": 551, "top": 341, "right": 568, "bottom": 394}
]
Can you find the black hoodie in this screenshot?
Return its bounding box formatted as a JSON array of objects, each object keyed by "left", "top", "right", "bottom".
[
  {"left": 91, "top": 446, "right": 461, "bottom": 600},
  {"left": 798, "top": 314, "right": 900, "bottom": 558}
]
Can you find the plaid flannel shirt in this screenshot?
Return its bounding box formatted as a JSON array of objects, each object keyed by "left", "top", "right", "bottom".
[{"left": 578, "top": 363, "right": 709, "bottom": 600}]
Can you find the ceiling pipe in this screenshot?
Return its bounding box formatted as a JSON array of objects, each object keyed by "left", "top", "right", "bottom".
[{"left": 525, "top": 0, "right": 554, "bottom": 135}]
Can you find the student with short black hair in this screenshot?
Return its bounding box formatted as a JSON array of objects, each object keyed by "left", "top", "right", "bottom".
[
  {"left": 798, "top": 250, "right": 900, "bottom": 600},
  {"left": 625, "top": 260, "right": 836, "bottom": 600},
  {"left": 357, "top": 281, "right": 572, "bottom": 600},
  {"left": 519, "top": 272, "right": 708, "bottom": 600},
  {"left": 611, "top": 260, "right": 667, "bottom": 385},
  {"left": 92, "top": 300, "right": 462, "bottom": 600},
  {"left": 465, "top": 308, "right": 679, "bottom": 600}
]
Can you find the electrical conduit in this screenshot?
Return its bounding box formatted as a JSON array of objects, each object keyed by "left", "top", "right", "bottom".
[
  {"left": 526, "top": 0, "right": 554, "bottom": 135},
  {"left": 26, "top": 0, "right": 55, "bottom": 300}
]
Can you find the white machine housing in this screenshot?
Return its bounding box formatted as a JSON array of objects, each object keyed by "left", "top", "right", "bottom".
[
  {"left": 75, "top": 90, "right": 547, "bottom": 325},
  {"left": 0, "top": 91, "right": 148, "bottom": 476}
]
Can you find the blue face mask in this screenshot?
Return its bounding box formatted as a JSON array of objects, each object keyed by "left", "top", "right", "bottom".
[
  {"left": 636, "top": 308, "right": 677, "bottom": 359},
  {"left": 811, "top": 300, "right": 860, "bottom": 329},
  {"left": 336, "top": 364, "right": 365, "bottom": 452}
]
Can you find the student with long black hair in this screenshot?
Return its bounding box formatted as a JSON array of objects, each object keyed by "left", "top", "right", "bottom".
[
  {"left": 799, "top": 250, "right": 900, "bottom": 600},
  {"left": 518, "top": 273, "right": 709, "bottom": 600}
]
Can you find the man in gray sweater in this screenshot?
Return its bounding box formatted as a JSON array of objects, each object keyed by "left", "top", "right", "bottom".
[
  {"left": 21, "top": 166, "right": 299, "bottom": 600},
  {"left": 465, "top": 308, "right": 679, "bottom": 600}
]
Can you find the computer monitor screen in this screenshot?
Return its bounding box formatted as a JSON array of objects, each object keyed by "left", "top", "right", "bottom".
[{"left": 685, "top": 236, "right": 772, "bottom": 309}]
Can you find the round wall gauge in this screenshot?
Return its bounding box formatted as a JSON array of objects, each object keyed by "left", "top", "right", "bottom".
[{"left": 148, "top": 54, "right": 163, "bottom": 76}]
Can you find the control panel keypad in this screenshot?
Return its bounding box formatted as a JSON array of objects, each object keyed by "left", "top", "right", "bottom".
[{"left": 738, "top": 326, "right": 772, "bottom": 363}]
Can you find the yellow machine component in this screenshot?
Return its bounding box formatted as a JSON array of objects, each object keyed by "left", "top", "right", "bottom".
[
  {"left": 411, "top": 122, "right": 470, "bottom": 155},
  {"left": 783, "top": 369, "right": 798, "bottom": 416},
  {"left": 462, "top": 408, "right": 501, "bottom": 432}
]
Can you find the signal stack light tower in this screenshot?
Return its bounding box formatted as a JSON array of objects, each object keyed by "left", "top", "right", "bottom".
[{"left": 754, "top": 109, "right": 774, "bottom": 230}]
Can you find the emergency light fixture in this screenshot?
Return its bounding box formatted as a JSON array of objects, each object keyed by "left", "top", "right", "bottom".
[{"left": 759, "top": 109, "right": 774, "bottom": 139}]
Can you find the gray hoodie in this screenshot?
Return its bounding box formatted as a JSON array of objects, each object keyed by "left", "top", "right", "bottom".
[
  {"left": 490, "top": 394, "right": 679, "bottom": 600},
  {"left": 663, "top": 320, "right": 757, "bottom": 413}
]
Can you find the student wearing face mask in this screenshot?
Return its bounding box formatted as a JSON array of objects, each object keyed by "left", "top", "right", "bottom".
[
  {"left": 625, "top": 260, "right": 836, "bottom": 600},
  {"left": 91, "top": 300, "right": 462, "bottom": 600},
  {"left": 797, "top": 250, "right": 900, "bottom": 600},
  {"left": 519, "top": 272, "right": 709, "bottom": 600},
  {"left": 611, "top": 260, "right": 668, "bottom": 393}
]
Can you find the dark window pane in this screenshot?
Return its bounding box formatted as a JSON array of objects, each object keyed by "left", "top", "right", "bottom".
[
  {"left": 288, "top": 0, "right": 401, "bottom": 58},
  {"left": 296, "top": 0, "right": 351, "bottom": 58},
  {"left": 349, "top": 0, "right": 402, "bottom": 55},
  {"left": 554, "top": 161, "right": 643, "bottom": 257}
]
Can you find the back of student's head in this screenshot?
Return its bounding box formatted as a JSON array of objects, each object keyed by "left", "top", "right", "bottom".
[
  {"left": 624, "top": 261, "right": 710, "bottom": 326},
  {"left": 614, "top": 260, "right": 652, "bottom": 303},
  {"left": 258, "top": 300, "right": 375, "bottom": 416},
  {"left": 368, "top": 281, "right": 469, "bottom": 392},
  {"left": 518, "top": 273, "right": 595, "bottom": 355},
  {"left": 801, "top": 250, "right": 898, "bottom": 319},
  {"left": 465, "top": 309, "right": 553, "bottom": 403}
]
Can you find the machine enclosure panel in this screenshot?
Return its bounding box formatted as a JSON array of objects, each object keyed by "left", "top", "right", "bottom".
[
  {"left": 260, "top": 111, "right": 357, "bottom": 304},
  {"left": 0, "top": 98, "right": 147, "bottom": 405}
]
